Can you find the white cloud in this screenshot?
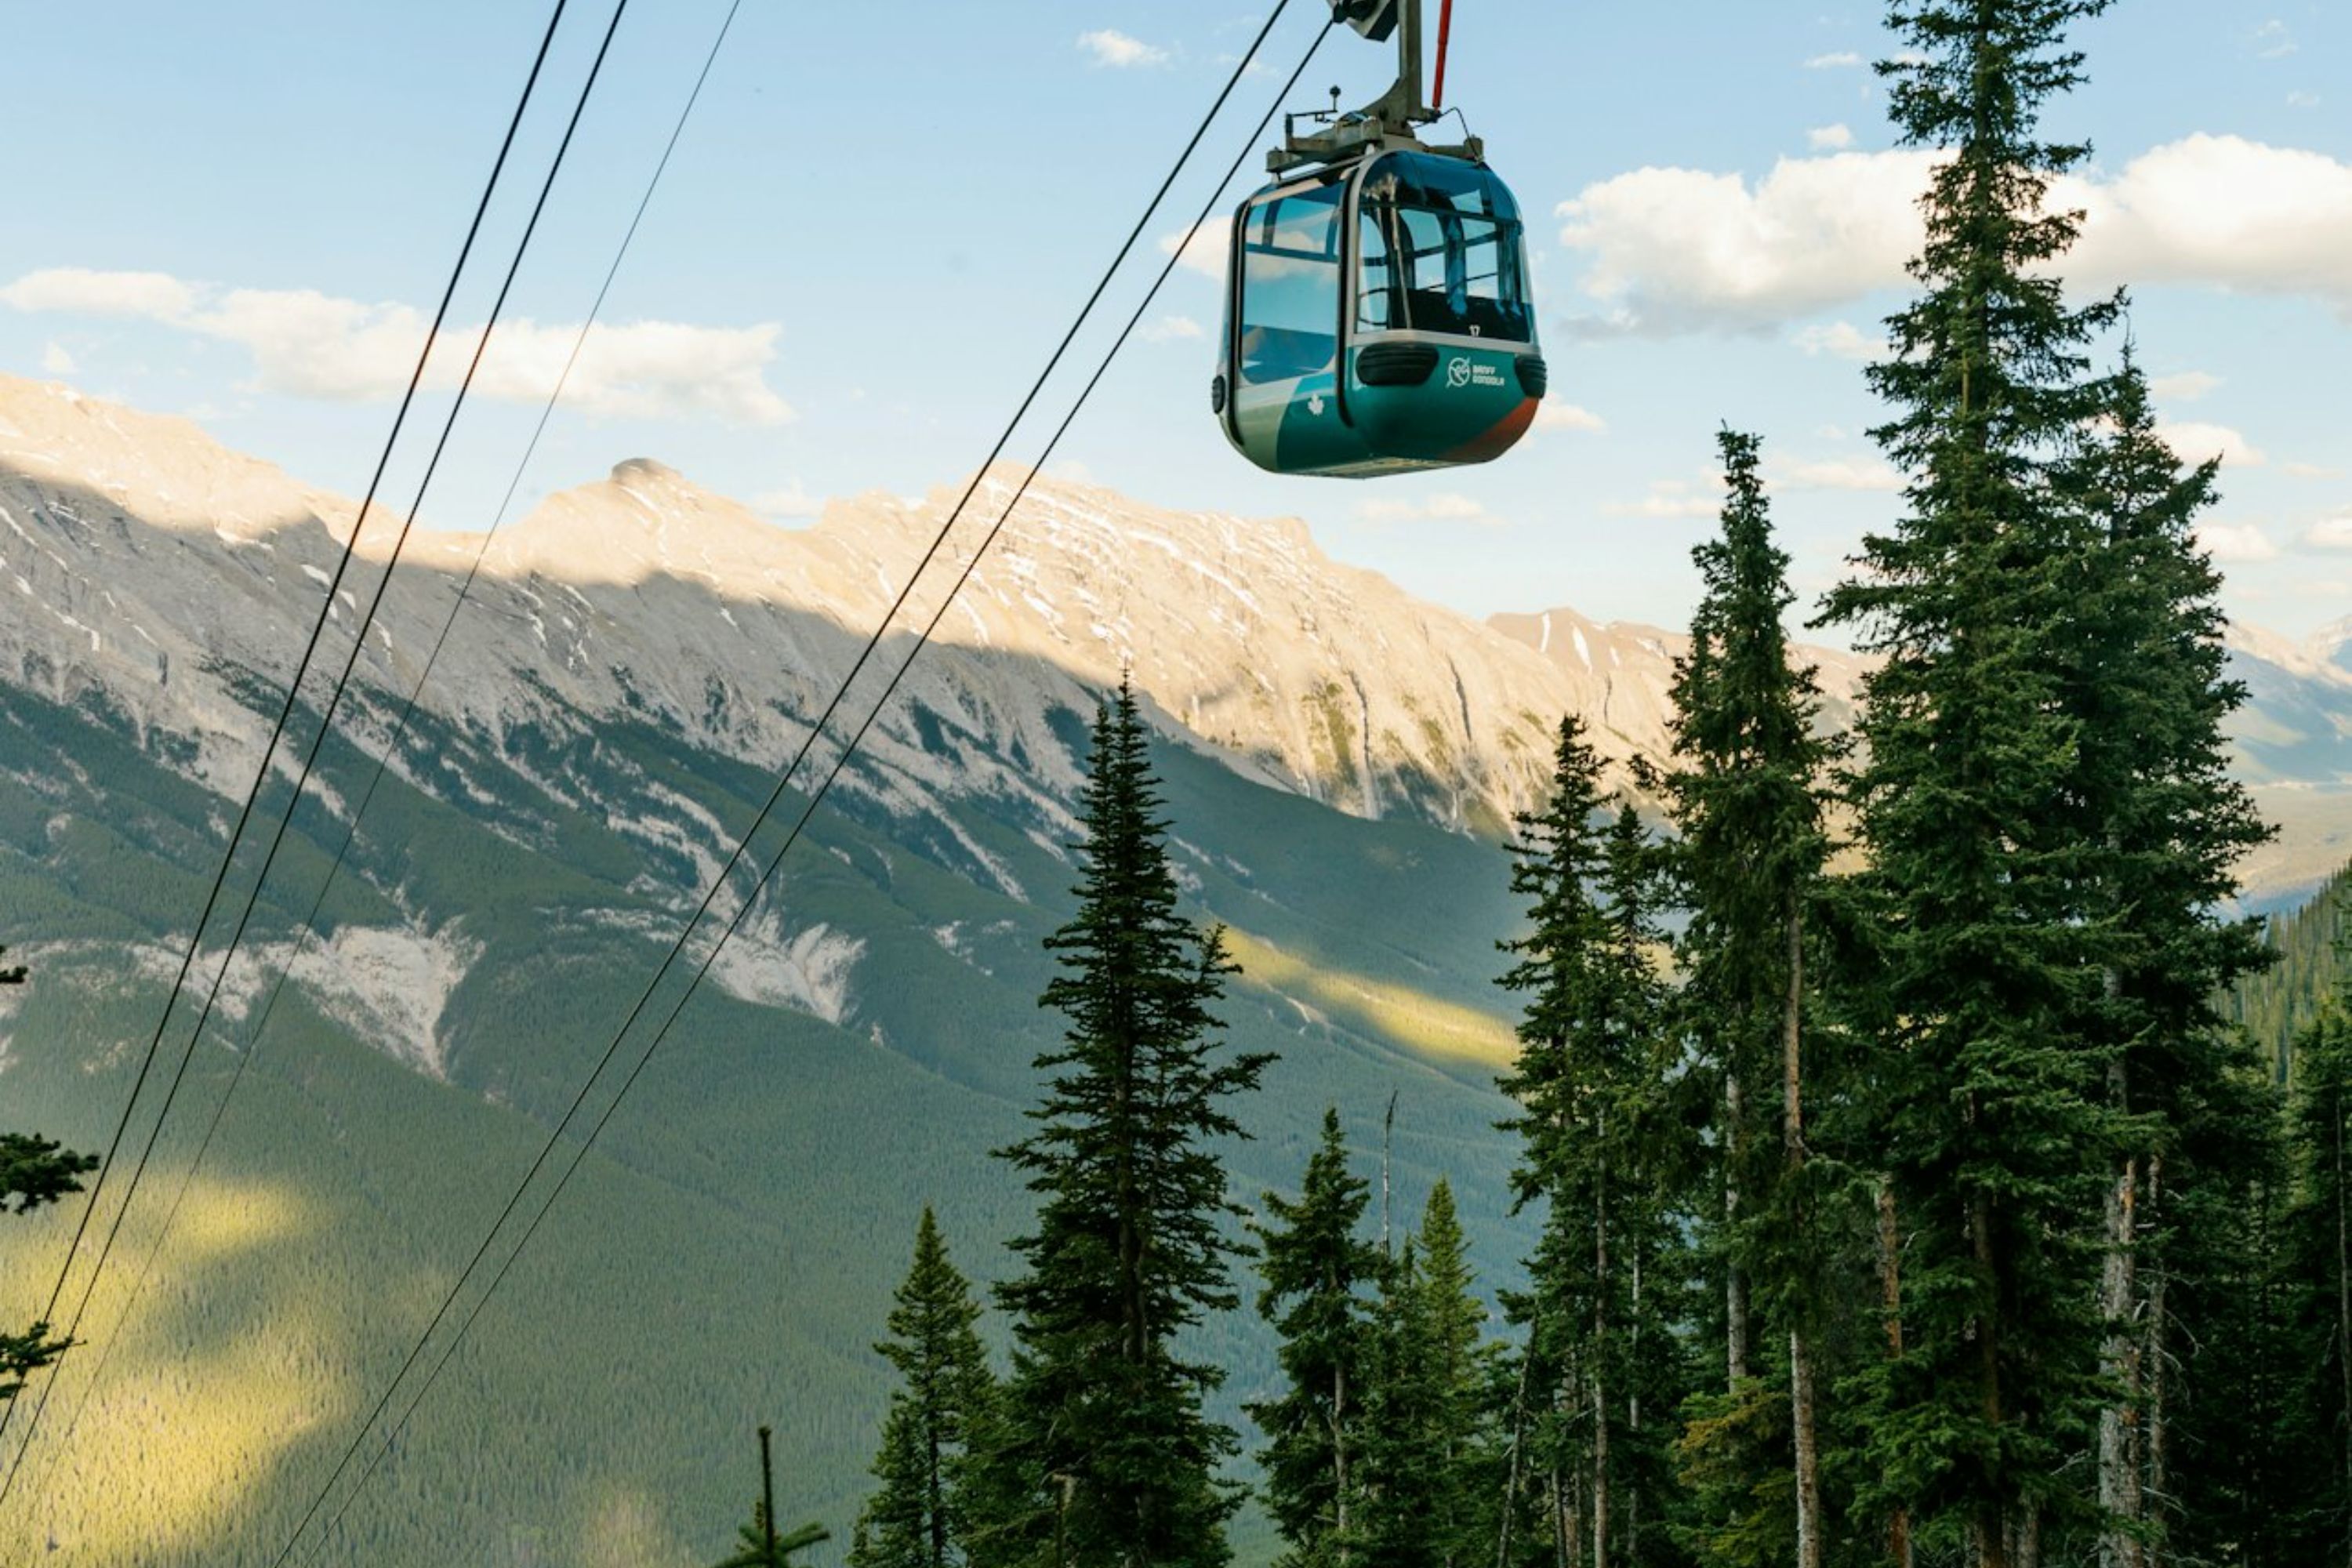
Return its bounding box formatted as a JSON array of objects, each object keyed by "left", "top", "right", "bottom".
[
  {"left": 1775, "top": 456, "right": 1905, "bottom": 492},
  {"left": 1535, "top": 398, "right": 1605, "bottom": 433},
  {"left": 1555, "top": 135, "right": 2352, "bottom": 333},
  {"left": 1160, "top": 219, "right": 1229, "bottom": 280},
  {"left": 1139, "top": 314, "right": 1204, "bottom": 343},
  {"left": 2157, "top": 421, "right": 2265, "bottom": 469},
  {"left": 752, "top": 481, "right": 822, "bottom": 521},
  {"left": 2252, "top": 20, "right": 2296, "bottom": 59},
  {"left": 2198, "top": 519, "right": 2280, "bottom": 562},
  {"left": 1804, "top": 51, "right": 1864, "bottom": 69},
  {"left": 2285, "top": 462, "right": 2345, "bottom": 481},
  {"left": 2288, "top": 90, "right": 2322, "bottom": 110},
  {"left": 1356, "top": 492, "right": 1496, "bottom": 524},
  {"left": 1792, "top": 320, "right": 1884, "bottom": 362},
  {"left": 1604, "top": 480, "right": 1719, "bottom": 520},
  {"left": 38, "top": 342, "right": 74, "bottom": 375},
  {"left": 2149, "top": 369, "right": 2220, "bottom": 402},
  {"left": 1808, "top": 124, "right": 1855, "bottom": 151},
  {"left": 2, "top": 267, "right": 198, "bottom": 318},
  {"left": 1078, "top": 29, "right": 1168, "bottom": 68},
  {"left": 3, "top": 267, "right": 793, "bottom": 425},
  {"left": 2304, "top": 514, "right": 2352, "bottom": 551}
]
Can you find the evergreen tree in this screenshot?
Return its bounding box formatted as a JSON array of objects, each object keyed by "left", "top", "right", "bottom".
[
  {"left": 1250, "top": 1108, "right": 1380, "bottom": 1568},
  {"left": 1497, "top": 721, "right": 1682, "bottom": 1568},
  {"left": 1355, "top": 1182, "right": 1495, "bottom": 1568},
  {"left": 852, "top": 1209, "right": 997, "bottom": 1568},
  {"left": 983, "top": 680, "right": 1272, "bottom": 1568},
  {"left": 2, "top": 942, "right": 98, "bottom": 1403},
  {"left": 1820, "top": 4, "right": 2125, "bottom": 1560},
  {"left": 715, "top": 1425, "right": 829, "bottom": 1568},
  {"left": 1663, "top": 429, "right": 1837, "bottom": 1568},
  {"left": 2049, "top": 350, "right": 2274, "bottom": 1567},
  {"left": 2285, "top": 1005, "right": 2352, "bottom": 1560}
]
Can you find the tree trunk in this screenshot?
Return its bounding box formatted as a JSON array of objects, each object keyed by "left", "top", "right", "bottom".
[
  {"left": 1970, "top": 1173, "right": 2009, "bottom": 1568},
  {"left": 1878, "top": 1181, "right": 1915, "bottom": 1568},
  {"left": 2143, "top": 1154, "right": 2170, "bottom": 1568},
  {"left": 1593, "top": 1177, "right": 1612, "bottom": 1568},
  {"left": 1498, "top": 1348, "right": 1532, "bottom": 1568},
  {"left": 1628, "top": 1241, "right": 1642, "bottom": 1562},
  {"left": 1334, "top": 1356, "right": 1351, "bottom": 1562},
  {"left": 1785, "top": 894, "right": 1824, "bottom": 1568},
  {"left": 1726, "top": 1069, "right": 1751, "bottom": 1389},
  {"left": 2100, "top": 1036, "right": 2144, "bottom": 1568}
]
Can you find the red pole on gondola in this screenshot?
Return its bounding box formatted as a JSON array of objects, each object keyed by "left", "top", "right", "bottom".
[{"left": 1431, "top": 0, "right": 1457, "bottom": 108}]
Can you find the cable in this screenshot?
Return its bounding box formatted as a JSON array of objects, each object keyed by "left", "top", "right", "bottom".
[
  {"left": 0, "top": 0, "right": 575, "bottom": 1475},
  {"left": 0, "top": 0, "right": 633, "bottom": 1511},
  {"left": 263, "top": 10, "right": 1325, "bottom": 1563},
  {"left": 14, "top": 0, "right": 751, "bottom": 1511}
]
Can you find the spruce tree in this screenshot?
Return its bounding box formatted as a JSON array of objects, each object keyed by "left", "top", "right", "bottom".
[
  {"left": 984, "top": 680, "right": 1272, "bottom": 1568},
  {"left": 1250, "top": 1107, "right": 1381, "bottom": 1568},
  {"left": 1663, "top": 429, "right": 1836, "bottom": 1568},
  {"left": 2287, "top": 1005, "right": 2352, "bottom": 1560},
  {"left": 716, "top": 1425, "right": 829, "bottom": 1568},
  {"left": 1355, "top": 1182, "right": 1495, "bottom": 1568},
  {"left": 1820, "top": 4, "right": 2124, "bottom": 1560},
  {"left": 852, "top": 1209, "right": 997, "bottom": 1568},
  {"left": 2049, "top": 350, "right": 2274, "bottom": 1567},
  {"left": 1497, "top": 721, "right": 1682, "bottom": 1568}
]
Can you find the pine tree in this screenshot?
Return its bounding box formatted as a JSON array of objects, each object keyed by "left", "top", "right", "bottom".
[
  {"left": 2048, "top": 350, "right": 2274, "bottom": 1568},
  {"left": 1497, "top": 721, "right": 1681, "bottom": 1568},
  {"left": 2287, "top": 1006, "right": 2352, "bottom": 1560},
  {"left": 715, "top": 1425, "right": 830, "bottom": 1568},
  {"left": 1355, "top": 1182, "right": 1495, "bottom": 1568},
  {"left": 1663, "top": 429, "right": 1837, "bottom": 1568},
  {"left": 983, "top": 680, "right": 1272, "bottom": 1568},
  {"left": 852, "top": 1209, "right": 997, "bottom": 1568},
  {"left": 1819, "top": 4, "right": 2125, "bottom": 1560},
  {"left": 1250, "top": 1107, "right": 1381, "bottom": 1568},
  {"left": 2, "top": 942, "right": 98, "bottom": 1403}
]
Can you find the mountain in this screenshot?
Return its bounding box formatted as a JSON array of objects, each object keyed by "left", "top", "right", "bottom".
[{"left": 0, "top": 372, "right": 2345, "bottom": 1566}]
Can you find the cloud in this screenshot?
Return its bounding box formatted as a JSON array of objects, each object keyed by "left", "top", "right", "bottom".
[
  {"left": 1139, "top": 314, "right": 1204, "bottom": 343},
  {"left": 38, "top": 342, "right": 74, "bottom": 375},
  {"left": 1160, "top": 219, "right": 1229, "bottom": 280},
  {"left": 2198, "top": 519, "right": 2280, "bottom": 563},
  {"left": 1555, "top": 135, "right": 2352, "bottom": 333},
  {"left": 1078, "top": 29, "right": 1169, "bottom": 68},
  {"left": 751, "top": 481, "right": 822, "bottom": 521},
  {"left": 1792, "top": 320, "right": 1884, "bottom": 361},
  {"left": 2149, "top": 369, "right": 2220, "bottom": 402},
  {"left": 2, "top": 267, "right": 198, "bottom": 318},
  {"left": 2304, "top": 514, "right": 2352, "bottom": 551},
  {"left": 2285, "top": 462, "right": 2345, "bottom": 481},
  {"left": 2252, "top": 19, "right": 2296, "bottom": 59},
  {"left": 2157, "top": 421, "right": 2265, "bottom": 469},
  {"left": 1804, "top": 51, "right": 1864, "bottom": 69},
  {"left": 1807, "top": 124, "right": 1855, "bottom": 151},
  {"left": 1604, "top": 480, "right": 1719, "bottom": 520},
  {"left": 1356, "top": 492, "right": 1497, "bottom": 525},
  {"left": 1774, "top": 456, "right": 1905, "bottom": 492},
  {"left": 4, "top": 267, "right": 793, "bottom": 425},
  {"left": 1536, "top": 398, "right": 1605, "bottom": 433},
  {"left": 2288, "top": 90, "right": 2322, "bottom": 110}
]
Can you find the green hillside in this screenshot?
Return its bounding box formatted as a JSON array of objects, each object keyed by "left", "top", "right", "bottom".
[
  {"left": 0, "top": 677, "right": 1542, "bottom": 1567},
  {"left": 2229, "top": 858, "right": 2352, "bottom": 1079}
]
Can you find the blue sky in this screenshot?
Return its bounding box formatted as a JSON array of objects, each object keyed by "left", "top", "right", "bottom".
[{"left": 4, "top": 0, "right": 2347, "bottom": 640}]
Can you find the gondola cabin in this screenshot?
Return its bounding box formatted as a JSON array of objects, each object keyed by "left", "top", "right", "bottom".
[{"left": 1213, "top": 147, "right": 1544, "bottom": 479}]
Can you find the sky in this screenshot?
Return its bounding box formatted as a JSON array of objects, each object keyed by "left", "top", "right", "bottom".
[{"left": 2, "top": 0, "right": 2347, "bottom": 641}]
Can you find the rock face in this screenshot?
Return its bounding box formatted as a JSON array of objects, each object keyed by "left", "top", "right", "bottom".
[{"left": 0, "top": 372, "right": 2344, "bottom": 905}]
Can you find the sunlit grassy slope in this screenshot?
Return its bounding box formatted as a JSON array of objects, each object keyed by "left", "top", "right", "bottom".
[{"left": 0, "top": 684, "right": 1537, "bottom": 1567}]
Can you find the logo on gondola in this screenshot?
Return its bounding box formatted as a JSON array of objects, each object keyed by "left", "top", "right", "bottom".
[
  {"left": 1446, "top": 357, "right": 1473, "bottom": 388},
  {"left": 1446, "top": 356, "right": 1507, "bottom": 390}
]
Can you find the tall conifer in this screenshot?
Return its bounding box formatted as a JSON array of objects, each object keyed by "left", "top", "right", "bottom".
[
  {"left": 1821, "top": 3, "right": 2123, "bottom": 1559},
  {"left": 1250, "top": 1108, "right": 1381, "bottom": 1568},
  {"left": 985, "top": 680, "right": 1271, "bottom": 1568},
  {"left": 2, "top": 946, "right": 96, "bottom": 1403},
  {"left": 1664, "top": 430, "right": 1836, "bottom": 1567},
  {"left": 851, "top": 1209, "right": 996, "bottom": 1568}
]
